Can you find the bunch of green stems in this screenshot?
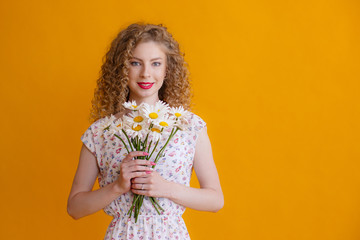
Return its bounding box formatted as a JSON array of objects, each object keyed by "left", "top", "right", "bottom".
[{"left": 114, "top": 125, "right": 179, "bottom": 223}]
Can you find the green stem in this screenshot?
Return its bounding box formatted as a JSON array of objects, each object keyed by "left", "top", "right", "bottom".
[
  {"left": 148, "top": 139, "right": 159, "bottom": 161},
  {"left": 127, "top": 194, "right": 140, "bottom": 216},
  {"left": 149, "top": 197, "right": 161, "bottom": 215},
  {"left": 142, "top": 133, "right": 149, "bottom": 152},
  {"left": 153, "top": 128, "right": 179, "bottom": 165},
  {"left": 122, "top": 129, "right": 134, "bottom": 152},
  {"left": 146, "top": 141, "right": 153, "bottom": 159},
  {"left": 151, "top": 197, "right": 165, "bottom": 212},
  {"left": 114, "top": 134, "right": 130, "bottom": 154}
]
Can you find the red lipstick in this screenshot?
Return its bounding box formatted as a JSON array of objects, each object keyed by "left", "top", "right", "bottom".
[{"left": 137, "top": 82, "right": 154, "bottom": 89}]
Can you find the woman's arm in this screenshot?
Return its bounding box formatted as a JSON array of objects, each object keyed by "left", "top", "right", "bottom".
[
  {"left": 67, "top": 145, "right": 152, "bottom": 219},
  {"left": 131, "top": 127, "right": 224, "bottom": 212}
]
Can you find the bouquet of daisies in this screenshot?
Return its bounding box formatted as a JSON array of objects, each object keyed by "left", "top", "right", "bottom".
[{"left": 101, "top": 100, "right": 189, "bottom": 222}]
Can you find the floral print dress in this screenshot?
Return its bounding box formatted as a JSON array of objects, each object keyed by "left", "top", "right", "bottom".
[{"left": 81, "top": 112, "right": 206, "bottom": 240}]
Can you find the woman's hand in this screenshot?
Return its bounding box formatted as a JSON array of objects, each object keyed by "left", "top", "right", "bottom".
[
  {"left": 114, "top": 151, "right": 155, "bottom": 194},
  {"left": 131, "top": 171, "right": 172, "bottom": 198}
]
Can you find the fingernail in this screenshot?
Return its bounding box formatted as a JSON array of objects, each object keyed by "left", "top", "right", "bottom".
[
  {"left": 150, "top": 162, "right": 156, "bottom": 165},
  {"left": 143, "top": 152, "right": 149, "bottom": 156},
  {"left": 146, "top": 171, "right": 152, "bottom": 174}
]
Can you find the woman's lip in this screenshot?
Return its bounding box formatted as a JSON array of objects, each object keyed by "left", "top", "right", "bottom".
[{"left": 137, "top": 82, "right": 154, "bottom": 89}]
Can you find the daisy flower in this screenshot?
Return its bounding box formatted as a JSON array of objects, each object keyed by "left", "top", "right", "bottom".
[
  {"left": 174, "top": 119, "right": 190, "bottom": 131},
  {"left": 154, "top": 114, "right": 175, "bottom": 130},
  {"left": 170, "top": 106, "right": 189, "bottom": 120},
  {"left": 125, "top": 123, "right": 146, "bottom": 139},
  {"left": 98, "top": 115, "right": 117, "bottom": 139},
  {"left": 155, "top": 100, "right": 169, "bottom": 113},
  {"left": 141, "top": 102, "right": 168, "bottom": 124},
  {"left": 113, "top": 118, "right": 124, "bottom": 129},
  {"left": 123, "top": 100, "right": 140, "bottom": 111},
  {"left": 108, "top": 118, "right": 123, "bottom": 136},
  {"left": 97, "top": 115, "right": 116, "bottom": 133},
  {"left": 148, "top": 126, "right": 162, "bottom": 141},
  {"left": 169, "top": 106, "right": 190, "bottom": 130},
  {"left": 123, "top": 111, "right": 146, "bottom": 128}
]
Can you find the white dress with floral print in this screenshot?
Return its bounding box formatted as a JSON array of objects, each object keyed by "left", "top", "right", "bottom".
[{"left": 81, "top": 112, "right": 206, "bottom": 240}]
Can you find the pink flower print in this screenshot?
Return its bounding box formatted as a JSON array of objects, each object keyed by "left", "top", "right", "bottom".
[
  {"left": 168, "top": 151, "right": 176, "bottom": 157},
  {"left": 112, "top": 163, "right": 118, "bottom": 169},
  {"left": 116, "top": 148, "right": 122, "bottom": 154},
  {"left": 175, "top": 166, "right": 182, "bottom": 172},
  {"left": 174, "top": 138, "right": 179, "bottom": 143}
]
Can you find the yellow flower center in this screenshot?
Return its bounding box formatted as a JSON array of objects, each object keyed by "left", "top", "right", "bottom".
[
  {"left": 116, "top": 123, "right": 122, "bottom": 128},
  {"left": 151, "top": 128, "right": 161, "bottom": 133},
  {"left": 159, "top": 121, "right": 168, "bottom": 127},
  {"left": 132, "top": 125, "right": 142, "bottom": 131},
  {"left": 132, "top": 105, "right": 137, "bottom": 108},
  {"left": 149, "top": 112, "right": 158, "bottom": 119},
  {"left": 133, "top": 116, "right": 143, "bottom": 123},
  {"left": 175, "top": 113, "right": 181, "bottom": 117}
]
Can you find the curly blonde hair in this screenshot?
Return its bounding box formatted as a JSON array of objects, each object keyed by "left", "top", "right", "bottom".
[{"left": 89, "top": 23, "right": 192, "bottom": 123}]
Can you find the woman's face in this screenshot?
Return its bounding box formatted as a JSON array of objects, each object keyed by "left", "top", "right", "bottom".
[{"left": 127, "top": 41, "right": 167, "bottom": 104}]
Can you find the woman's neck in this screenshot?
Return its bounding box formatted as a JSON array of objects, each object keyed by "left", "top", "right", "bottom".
[{"left": 128, "top": 95, "right": 160, "bottom": 106}]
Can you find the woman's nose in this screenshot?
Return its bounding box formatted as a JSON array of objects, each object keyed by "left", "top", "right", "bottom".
[{"left": 140, "top": 64, "right": 151, "bottom": 78}]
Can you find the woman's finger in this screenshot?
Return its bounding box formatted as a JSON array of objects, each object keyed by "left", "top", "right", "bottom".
[
  {"left": 128, "top": 171, "right": 151, "bottom": 179},
  {"left": 132, "top": 183, "right": 146, "bottom": 190},
  {"left": 127, "top": 165, "right": 153, "bottom": 173},
  {"left": 126, "top": 159, "right": 156, "bottom": 167},
  {"left": 122, "top": 151, "right": 149, "bottom": 162},
  {"left": 131, "top": 176, "right": 149, "bottom": 184},
  {"left": 131, "top": 188, "right": 148, "bottom": 196}
]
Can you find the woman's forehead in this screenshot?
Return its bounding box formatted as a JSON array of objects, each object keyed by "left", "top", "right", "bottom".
[{"left": 131, "top": 41, "right": 167, "bottom": 59}]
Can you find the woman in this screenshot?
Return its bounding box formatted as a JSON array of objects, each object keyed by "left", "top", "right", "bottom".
[{"left": 67, "top": 23, "right": 224, "bottom": 240}]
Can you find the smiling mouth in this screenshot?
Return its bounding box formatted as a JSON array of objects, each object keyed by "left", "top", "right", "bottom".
[{"left": 137, "top": 82, "right": 154, "bottom": 89}]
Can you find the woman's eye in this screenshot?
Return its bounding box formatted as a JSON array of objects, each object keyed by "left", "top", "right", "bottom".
[
  {"left": 130, "top": 61, "right": 140, "bottom": 66},
  {"left": 152, "top": 62, "right": 161, "bottom": 66}
]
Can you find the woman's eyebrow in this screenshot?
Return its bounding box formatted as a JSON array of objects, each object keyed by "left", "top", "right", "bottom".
[
  {"left": 131, "top": 57, "right": 163, "bottom": 61},
  {"left": 131, "top": 57, "right": 143, "bottom": 61}
]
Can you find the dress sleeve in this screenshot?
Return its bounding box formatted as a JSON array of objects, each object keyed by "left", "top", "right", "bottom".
[
  {"left": 190, "top": 114, "right": 207, "bottom": 141},
  {"left": 81, "top": 125, "right": 96, "bottom": 155},
  {"left": 193, "top": 114, "right": 206, "bottom": 132}
]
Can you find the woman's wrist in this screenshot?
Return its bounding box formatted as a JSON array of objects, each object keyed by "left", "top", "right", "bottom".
[
  {"left": 110, "top": 181, "right": 126, "bottom": 196},
  {"left": 163, "top": 180, "right": 179, "bottom": 200}
]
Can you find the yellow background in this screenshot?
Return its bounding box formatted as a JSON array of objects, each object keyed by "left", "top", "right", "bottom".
[{"left": 1, "top": 0, "right": 359, "bottom": 239}]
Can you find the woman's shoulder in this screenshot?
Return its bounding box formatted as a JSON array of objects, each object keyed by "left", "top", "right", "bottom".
[
  {"left": 187, "top": 111, "right": 205, "bottom": 122},
  {"left": 185, "top": 111, "right": 207, "bottom": 132}
]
